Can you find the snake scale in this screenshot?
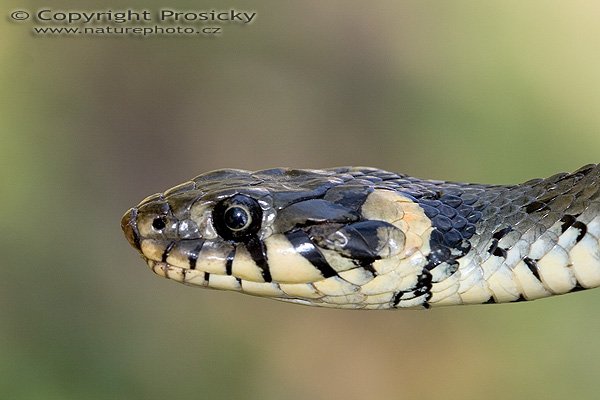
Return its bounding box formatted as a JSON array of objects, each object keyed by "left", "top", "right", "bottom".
[{"left": 121, "top": 164, "right": 600, "bottom": 309}]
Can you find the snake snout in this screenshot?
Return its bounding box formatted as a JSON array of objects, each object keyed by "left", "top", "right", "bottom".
[{"left": 121, "top": 208, "right": 141, "bottom": 250}]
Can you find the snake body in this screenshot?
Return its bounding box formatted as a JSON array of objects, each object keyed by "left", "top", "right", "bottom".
[{"left": 121, "top": 164, "right": 600, "bottom": 309}]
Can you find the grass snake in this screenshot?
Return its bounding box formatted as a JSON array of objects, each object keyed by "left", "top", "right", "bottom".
[{"left": 121, "top": 164, "right": 600, "bottom": 309}]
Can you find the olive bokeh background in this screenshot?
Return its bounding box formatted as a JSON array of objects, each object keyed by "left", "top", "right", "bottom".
[{"left": 3, "top": 1, "right": 600, "bottom": 399}]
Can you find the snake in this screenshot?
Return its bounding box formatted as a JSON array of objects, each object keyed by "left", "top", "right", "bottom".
[{"left": 121, "top": 164, "right": 600, "bottom": 309}]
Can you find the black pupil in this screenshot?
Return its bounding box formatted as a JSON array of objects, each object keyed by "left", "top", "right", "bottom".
[
  {"left": 152, "top": 216, "right": 166, "bottom": 230},
  {"left": 224, "top": 207, "right": 249, "bottom": 231}
]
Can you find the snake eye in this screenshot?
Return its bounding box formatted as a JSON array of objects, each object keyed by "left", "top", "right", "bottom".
[
  {"left": 213, "top": 194, "right": 262, "bottom": 241},
  {"left": 224, "top": 206, "right": 251, "bottom": 231},
  {"left": 152, "top": 216, "right": 167, "bottom": 231}
]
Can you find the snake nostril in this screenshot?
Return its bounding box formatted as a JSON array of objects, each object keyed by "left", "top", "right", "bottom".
[{"left": 121, "top": 208, "right": 141, "bottom": 250}]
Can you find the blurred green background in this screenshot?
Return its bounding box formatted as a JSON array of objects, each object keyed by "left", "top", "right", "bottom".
[{"left": 3, "top": 1, "right": 600, "bottom": 399}]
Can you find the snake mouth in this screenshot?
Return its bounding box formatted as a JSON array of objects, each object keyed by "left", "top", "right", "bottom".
[
  {"left": 145, "top": 259, "right": 209, "bottom": 286},
  {"left": 139, "top": 238, "right": 244, "bottom": 292}
]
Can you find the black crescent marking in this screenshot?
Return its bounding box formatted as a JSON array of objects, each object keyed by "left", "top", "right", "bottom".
[
  {"left": 161, "top": 241, "right": 176, "bottom": 262},
  {"left": 560, "top": 214, "right": 577, "bottom": 233},
  {"left": 285, "top": 230, "right": 338, "bottom": 278},
  {"left": 188, "top": 240, "right": 206, "bottom": 270},
  {"left": 392, "top": 291, "right": 404, "bottom": 307},
  {"left": 492, "top": 227, "right": 512, "bottom": 240},
  {"left": 492, "top": 246, "right": 507, "bottom": 258},
  {"left": 225, "top": 248, "right": 236, "bottom": 275},
  {"left": 487, "top": 238, "right": 499, "bottom": 255},
  {"left": 572, "top": 221, "right": 587, "bottom": 243},
  {"left": 245, "top": 236, "right": 272, "bottom": 282},
  {"left": 523, "top": 257, "right": 541, "bottom": 281}
]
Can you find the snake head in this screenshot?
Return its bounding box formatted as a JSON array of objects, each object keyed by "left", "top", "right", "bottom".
[{"left": 122, "top": 168, "right": 432, "bottom": 309}]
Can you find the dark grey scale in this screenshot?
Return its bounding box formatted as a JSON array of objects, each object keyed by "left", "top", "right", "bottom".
[
  {"left": 358, "top": 175, "right": 384, "bottom": 183},
  {"left": 254, "top": 168, "right": 326, "bottom": 179},
  {"left": 163, "top": 181, "right": 196, "bottom": 197},
  {"left": 284, "top": 229, "right": 338, "bottom": 278},
  {"left": 537, "top": 212, "right": 566, "bottom": 231},
  {"left": 194, "top": 169, "right": 253, "bottom": 184},
  {"left": 369, "top": 171, "right": 405, "bottom": 180},
  {"left": 481, "top": 204, "right": 501, "bottom": 219},
  {"left": 139, "top": 196, "right": 171, "bottom": 217},
  {"left": 459, "top": 193, "right": 480, "bottom": 206},
  {"left": 341, "top": 167, "right": 406, "bottom": 181},
  {"left": 565, "top": 199, "right": 590, "bottom": 216},
  {"left": 400, "top": 187, "right": 438, "bottom": 199},
  {"left": 580, "top": 182, "right": 600, "bottom": 201},
  {"left": 439, "top": 194, "right": 463, "bottom": 208},
  {"left": 497, "top": 202, "right": 520, "bottom": 218},
  {"left": 307, "top": 220, "right": 397, "bottom": 260},
  {"left": 392, "top": 179, "right": 413, "bottom": 186},
  {"left": 138, "top": 193, "right": 164, "bottom": 207},
  {"left": 351, "top": 169, "right": 396, "bottom": 179},
  {"left": 274, "top": 199, "right": 360, "bottom": 232},
  {"left": 466, "top": 210, "right": 483, "bottom": 224},
  {"left": 322, "top": 185, "right": 374, "bottom": 213},
  {"left": 202, "top": 179, "right": 261, "bottom": 192},
  {"left": 419, "top": 203, "right": 439, "bottom": 218},
  {"left": 444, "top": 229, "right": 466, "bottom": 248},
  {"left": 244, "top": 237, "right": 272, "bottom": 282},
  {"left": 525, "top": 200, "right": 551, "bottom": 215},
  {"left": 432, "top": 215, "right": 453, "bottom": 231},
  {"left": 270, "top": 187, "right": 336, "bottom": 211}
]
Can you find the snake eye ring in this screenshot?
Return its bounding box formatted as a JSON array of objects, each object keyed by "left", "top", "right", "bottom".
[
  {"left": 223, "top": 205, "right": 251, "bottom": 231},
  {"left": 213, "top": 194, "right": 263, "bottom": 241}
]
